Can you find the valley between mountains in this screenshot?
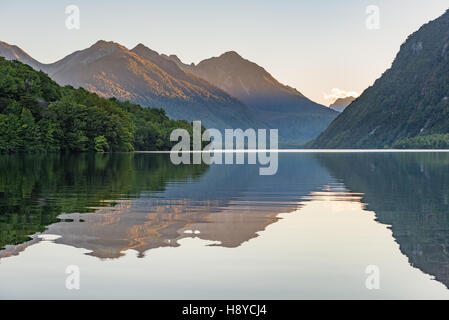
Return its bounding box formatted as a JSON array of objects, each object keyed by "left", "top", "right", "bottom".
[{"left": 0, "top": 40, "right": 337, "bottom": 146}]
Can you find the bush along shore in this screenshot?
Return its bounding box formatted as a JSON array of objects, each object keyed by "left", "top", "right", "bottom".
[{"left": 0, "top": 57, "right": 199, "bottom": 153}]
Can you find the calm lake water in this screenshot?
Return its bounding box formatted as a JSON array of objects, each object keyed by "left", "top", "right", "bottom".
[{"left": 1, "top": 152, "right": 449, "bottom": 299}]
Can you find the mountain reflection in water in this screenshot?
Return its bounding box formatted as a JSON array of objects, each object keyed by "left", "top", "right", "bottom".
[
  {"left": 1, "top": 152, "right": 449, "bottom": 298},
  {"left": 316, "top": 152, "right": 449, "bottom": 289},
  {"left": 0, "top": 153, "right": 328, "bottom": 259}
]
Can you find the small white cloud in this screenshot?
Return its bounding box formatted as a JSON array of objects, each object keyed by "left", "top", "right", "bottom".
[{"left": 323, "top": 88, "right": 359, "bottom": 104}]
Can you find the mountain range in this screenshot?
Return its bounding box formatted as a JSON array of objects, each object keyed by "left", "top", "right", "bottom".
[
  {"left": 6, "top": 9, "right": 448, "bottom": 150},
  {"left": 312, "top": 9, "right": 449, "bottom": 148},
  {"left": 0, "top": 40, "right": 257, "bottom": 131},
  {"left": 167, "top": 51, "right": 338, "bottom": 144},
  {"left": 0, "top": 40, "right": 338, "bottom": 145}
]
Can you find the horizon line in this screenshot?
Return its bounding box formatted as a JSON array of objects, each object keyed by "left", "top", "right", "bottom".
[{"left": 135, "top": 149, "right": 449, "bottom": 153}]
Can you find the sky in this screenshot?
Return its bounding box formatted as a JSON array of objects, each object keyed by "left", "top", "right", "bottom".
[{"left": 0, "top": 0, "right": 448, "bottom": 106}]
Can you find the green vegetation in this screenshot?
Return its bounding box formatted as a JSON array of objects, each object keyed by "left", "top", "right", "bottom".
[
  {"left": 317, "top": 152, "right": 449, "bottom": 287},
  {"left": 393, "top": 133, "right": 449, "bottom": 149},
  {"left": 0, "top": 57, "right": 196, "bottom": 153},
  {"left": 0, "top": 153, "right": 207, "bottom": 249},
  {"left": 311, "top": 10, "right": 449, "bottom": 148}
]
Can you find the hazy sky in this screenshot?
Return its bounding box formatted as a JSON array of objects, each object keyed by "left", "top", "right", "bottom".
[{"left": 1, "top": 0, "right": 448, "bottom": 105}]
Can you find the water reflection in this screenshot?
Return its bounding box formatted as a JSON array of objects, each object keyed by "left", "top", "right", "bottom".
[
  {"left": 0, "top": 153, "right": 208, "bottom": 256},
  {"left": 0, "top": 153, "right": 329, "bottom": 259},
  {"left": 1, "top": 152, "right": 449, "bottom": 298},
  {"left": 317, "top": 152, "right": 449, "bottom": 288}
]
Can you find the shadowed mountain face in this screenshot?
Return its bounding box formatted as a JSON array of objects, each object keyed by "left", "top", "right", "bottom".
[
  {"left": 0, "top": 40, "right": 338, "bottom": 144},
  {"left": 317, "top": 152, "right": 449, "bottom": 288},
  {"left": 0, "top": 41, "right": 259, "bottom": 131},
  {"left": 313, "top": 10, "right": 449, "bottom": 148},
  {"left": 168, "top": 51, "right": 338, "bottom": 145}
]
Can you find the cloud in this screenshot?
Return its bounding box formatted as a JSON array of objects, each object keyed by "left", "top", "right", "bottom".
[{"left": 323, "top": 88, "right": 359, "bottom": 104}]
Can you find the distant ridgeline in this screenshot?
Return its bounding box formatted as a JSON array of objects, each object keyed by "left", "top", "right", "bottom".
[
  {"left": 0, "top": 58, "right": 196, "bottom": 153},
  {"left": 311, "top": 10, "right": 449, "bottom": 149},
  {"left": 0, "top": 39, "right": 338, "bottom": 146}
]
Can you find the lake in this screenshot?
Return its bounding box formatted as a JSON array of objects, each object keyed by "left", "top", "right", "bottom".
[{"left": 1, "top": 152, "right": 449, "bottom": 299}]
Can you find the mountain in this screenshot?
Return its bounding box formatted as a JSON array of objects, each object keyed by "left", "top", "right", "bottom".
[
  {"left": 329, "top": 96, "right": 356, "bottom": 113},
  {"left": 167, "top": 51, "right": 338, "bottom": 145},
  {"left": 0, "top": 57, "right": 198, "bottom": 153},
  {"left": 0, "top": 40, "right": 338, "bottom": 144},
  {"left": 0, "top": 41, "right": 43, "bottom": 71},
  {"left": 0, "top": 41, "right": 259, "bottom": 131},
  {"left": 312, "top": 10, "right": 449, "bottom": 148}
]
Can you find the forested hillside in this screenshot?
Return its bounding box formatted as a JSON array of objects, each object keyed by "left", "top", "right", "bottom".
[
  {"left": 311, "top": 10, "right": 449, "bottom": 148},
  {"left": 0, "top": 58, "right": 195, "bottom": 153}
]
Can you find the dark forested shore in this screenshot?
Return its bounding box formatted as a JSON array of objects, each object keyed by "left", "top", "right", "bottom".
[{"left": 0, "top": 58, "right": 195, "bottom": 153}]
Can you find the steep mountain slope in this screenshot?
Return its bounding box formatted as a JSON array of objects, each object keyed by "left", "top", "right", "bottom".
[
  {"left": 0, "top": 57, "right": 198, "bottom": 153},
  {"left": 167, "top": 51, "right": 338, "bottom": 145},
  {"left": 50, "top": 41, "right": 262, "bottom": 130},
  {"left": 312, "top": 9, "right": 449, "bottom": 148},
  {"left": 329, "top": 96, "right": 356, "bottom": 113},
  {"left": 0, "top": 40, "right": 338, "bottom": 144},
  {"left": 0, "top": 41, "right": 258, "bottom": 130}
]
